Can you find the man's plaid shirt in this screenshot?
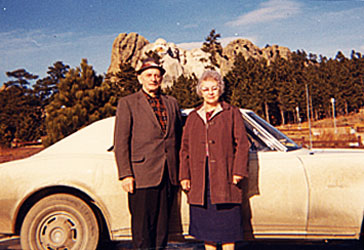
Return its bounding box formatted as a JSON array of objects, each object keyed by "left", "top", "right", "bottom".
[{"left": 144, "top": 91, "right": 167, "bottom": 134}]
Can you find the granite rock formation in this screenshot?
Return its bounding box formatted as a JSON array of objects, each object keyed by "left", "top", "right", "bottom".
[
  {"left": 107, "top": 33, "right": 149, "bottom": 76},
  {"left": 107, "top": 33, "right": 292, "bottom": 88}
]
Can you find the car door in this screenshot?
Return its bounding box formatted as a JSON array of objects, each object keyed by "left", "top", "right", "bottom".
[
  {"left": 244, "top": 120, "right": 309, "bottom": 239},
  {"left": 299, "top": 151, "right": 364, "bottom": 238}
]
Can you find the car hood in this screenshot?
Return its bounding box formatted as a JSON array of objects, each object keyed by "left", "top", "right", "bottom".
[
  {"left": 0, "top": 117, "right": 115, "bottom": 171},
  {"left": 310, "top": 148, "right": 364, "bottom": 155}
]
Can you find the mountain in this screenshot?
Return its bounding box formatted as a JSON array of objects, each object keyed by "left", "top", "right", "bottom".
[{"left": 107, "top": 33, "right": 291, "bottom": 88}]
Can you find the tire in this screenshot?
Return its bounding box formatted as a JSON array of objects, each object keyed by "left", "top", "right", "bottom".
[{"left": 20, "top": 193, "right": 99, "bottom": 250}]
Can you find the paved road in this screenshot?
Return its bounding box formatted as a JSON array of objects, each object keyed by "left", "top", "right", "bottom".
[{"left": 0, "top": 237, "right": 362, "bottom": 250}]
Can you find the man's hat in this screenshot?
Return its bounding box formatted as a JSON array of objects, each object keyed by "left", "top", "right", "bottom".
[{"left": 136, "top": 58, "right": 165, "bottom": 75}]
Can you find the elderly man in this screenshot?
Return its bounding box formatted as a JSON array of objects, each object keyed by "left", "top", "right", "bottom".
[{"left": 113, "top": 57, "right": 182, "bottom": 249}]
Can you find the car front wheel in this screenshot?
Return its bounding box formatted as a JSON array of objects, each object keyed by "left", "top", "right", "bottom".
[{"left": 20, "top": 193, "right": 99, "bottom": 250}]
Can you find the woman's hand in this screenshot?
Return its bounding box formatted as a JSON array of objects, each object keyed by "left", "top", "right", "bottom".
[
  {"left": 180, "top": 179, "right": 191, "bottom": 192},
  {"left": 233, "top": 175, "right": 243, "bottom": 185}
]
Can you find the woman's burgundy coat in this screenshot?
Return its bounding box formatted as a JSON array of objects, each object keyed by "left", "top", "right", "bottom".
[{"left": 179, "top": 102, "right": 249, "bottom": 205}]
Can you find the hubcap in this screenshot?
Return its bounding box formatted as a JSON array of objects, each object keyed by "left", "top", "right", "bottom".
[
  {"left": 50, "top": 227, "right": 65, "bottom": 244},
  {"left": 37, "top": 213, "right": 80, "bottom": 249}
]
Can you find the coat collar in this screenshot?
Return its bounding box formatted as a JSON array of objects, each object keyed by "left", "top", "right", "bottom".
[{"left": 196, "top": 101, "right": 230, "bottom": 124}]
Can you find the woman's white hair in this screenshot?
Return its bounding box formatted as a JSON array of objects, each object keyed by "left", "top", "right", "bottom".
[{"left": 196, "top": 70, "right": 225, "bottom": 97}]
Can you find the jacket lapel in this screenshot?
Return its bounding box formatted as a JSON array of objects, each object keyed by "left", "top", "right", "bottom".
[
  {"left": 136, "top": 90, "right": 162, "bottom": 131},
  {"left": 161, "top": 95, "right": 172, "bottom": 136}
]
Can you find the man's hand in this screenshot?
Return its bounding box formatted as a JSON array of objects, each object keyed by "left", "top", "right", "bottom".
[
  {"left": 233, "top": 175, "right": 243, "bottom": 185},
  {"left": 180, "top": 179, "right": 191, "bottom": 192},
  {"left": 120, "top": 176, "right": 135, "bottom": 193}
]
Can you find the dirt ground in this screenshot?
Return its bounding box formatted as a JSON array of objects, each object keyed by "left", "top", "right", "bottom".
[
  {"left": 0, "top": 146, "right": 44, "bottom": 164},
  {"left": 0, "top": 237, "right": 362, "bottom": 250}
]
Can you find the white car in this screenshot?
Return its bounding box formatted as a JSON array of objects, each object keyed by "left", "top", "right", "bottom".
[{"left": 0, "top": 109, "right": 363, "bottom": 250}]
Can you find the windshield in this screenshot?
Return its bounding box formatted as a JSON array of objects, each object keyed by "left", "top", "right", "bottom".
[{"left": 244, "top": 111, "right": 301, "bottom": 151}]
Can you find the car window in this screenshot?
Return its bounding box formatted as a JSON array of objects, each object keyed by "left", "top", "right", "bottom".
[
  {"left": 244, "top": 121, "right": 272, "bottom": 152},
  {"left": 244, "top": 111, "right": 300, "bottom": 151}
]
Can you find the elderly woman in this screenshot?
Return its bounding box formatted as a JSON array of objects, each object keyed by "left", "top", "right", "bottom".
[{"left": 179, "top": 70, "right": 250, "bottom": 250}]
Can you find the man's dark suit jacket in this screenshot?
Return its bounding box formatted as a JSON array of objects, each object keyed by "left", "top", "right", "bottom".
[{"left": 114, "top": 90, "right": 182, "bottom": 188}]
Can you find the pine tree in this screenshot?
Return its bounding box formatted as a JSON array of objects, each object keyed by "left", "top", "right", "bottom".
[
  {"left": 44, "top": 59, "right": 104, "bottom": 146},
  {"left": 224, "top": 53, "right": 275, "bottom": 122},
  {"left": 43, "top": 60, "right": 140, "bottom": 146},
  {"left": 270, "top": 55, "right": 301, "bottom": 125},
  {"left": 102, "top": 62, "right": 140, "bottom": 114},
  {"left": 347, "top": 51, "right": 364, "bottom": 112},
  {"left": 4, "top": 69, "right": 38, "bottom": 89},
  {"left": 201, "top": 29, "right": 223, "bottom": 69},
  {"left": 0, "top": 69, "right": 42, "bottom": 147},
  {"left": 33, "top": 61, "right": 70, "bottom": 108},
  {"left": 164, "top": 74, "right": 201, "bottom": 108},
  {"left": 288, "top": 51, "right": 309, "bottom": 123}
]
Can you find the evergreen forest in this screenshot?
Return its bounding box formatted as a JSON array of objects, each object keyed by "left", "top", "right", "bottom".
[{"left": 1, "top": 32, "right": 364, "bottom": 148}]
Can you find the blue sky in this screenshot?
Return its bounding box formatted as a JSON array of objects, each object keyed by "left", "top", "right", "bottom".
[{"left": 1, "top": 0, "right": 364, "bottom": 86}]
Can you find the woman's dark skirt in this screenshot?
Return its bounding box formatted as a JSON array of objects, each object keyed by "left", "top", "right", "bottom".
[{"left": 189, "top": 164, "right": 244, "bottom": 243}]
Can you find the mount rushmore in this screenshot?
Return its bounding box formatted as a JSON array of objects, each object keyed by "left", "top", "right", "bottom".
[{"left": 107, "top": 32, "right": 291, "bottom": 88}]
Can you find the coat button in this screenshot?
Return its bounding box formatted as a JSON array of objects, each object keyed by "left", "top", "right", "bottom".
[
  {"left": 208, "top": 140, "right": 215, "bottom": 144},
  {"left": 210, "top": 159, "right": 216, "bottom": 163}
]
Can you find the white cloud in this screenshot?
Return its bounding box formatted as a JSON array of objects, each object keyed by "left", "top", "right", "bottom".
[
  {"left": 315, "top": 5, "right": 364, "bottom": 30},
  {"left": 0, "top": 29, "right": 117, "bottom": 56},
  {"left": 0, "top": 30, "right": 75, "bottom": 54},
  {"left": 226, "top": 0, "right": 301, "bottom": 27},
  {"left": 0, "top": 29, "right": 117, "bottom": 84}
]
